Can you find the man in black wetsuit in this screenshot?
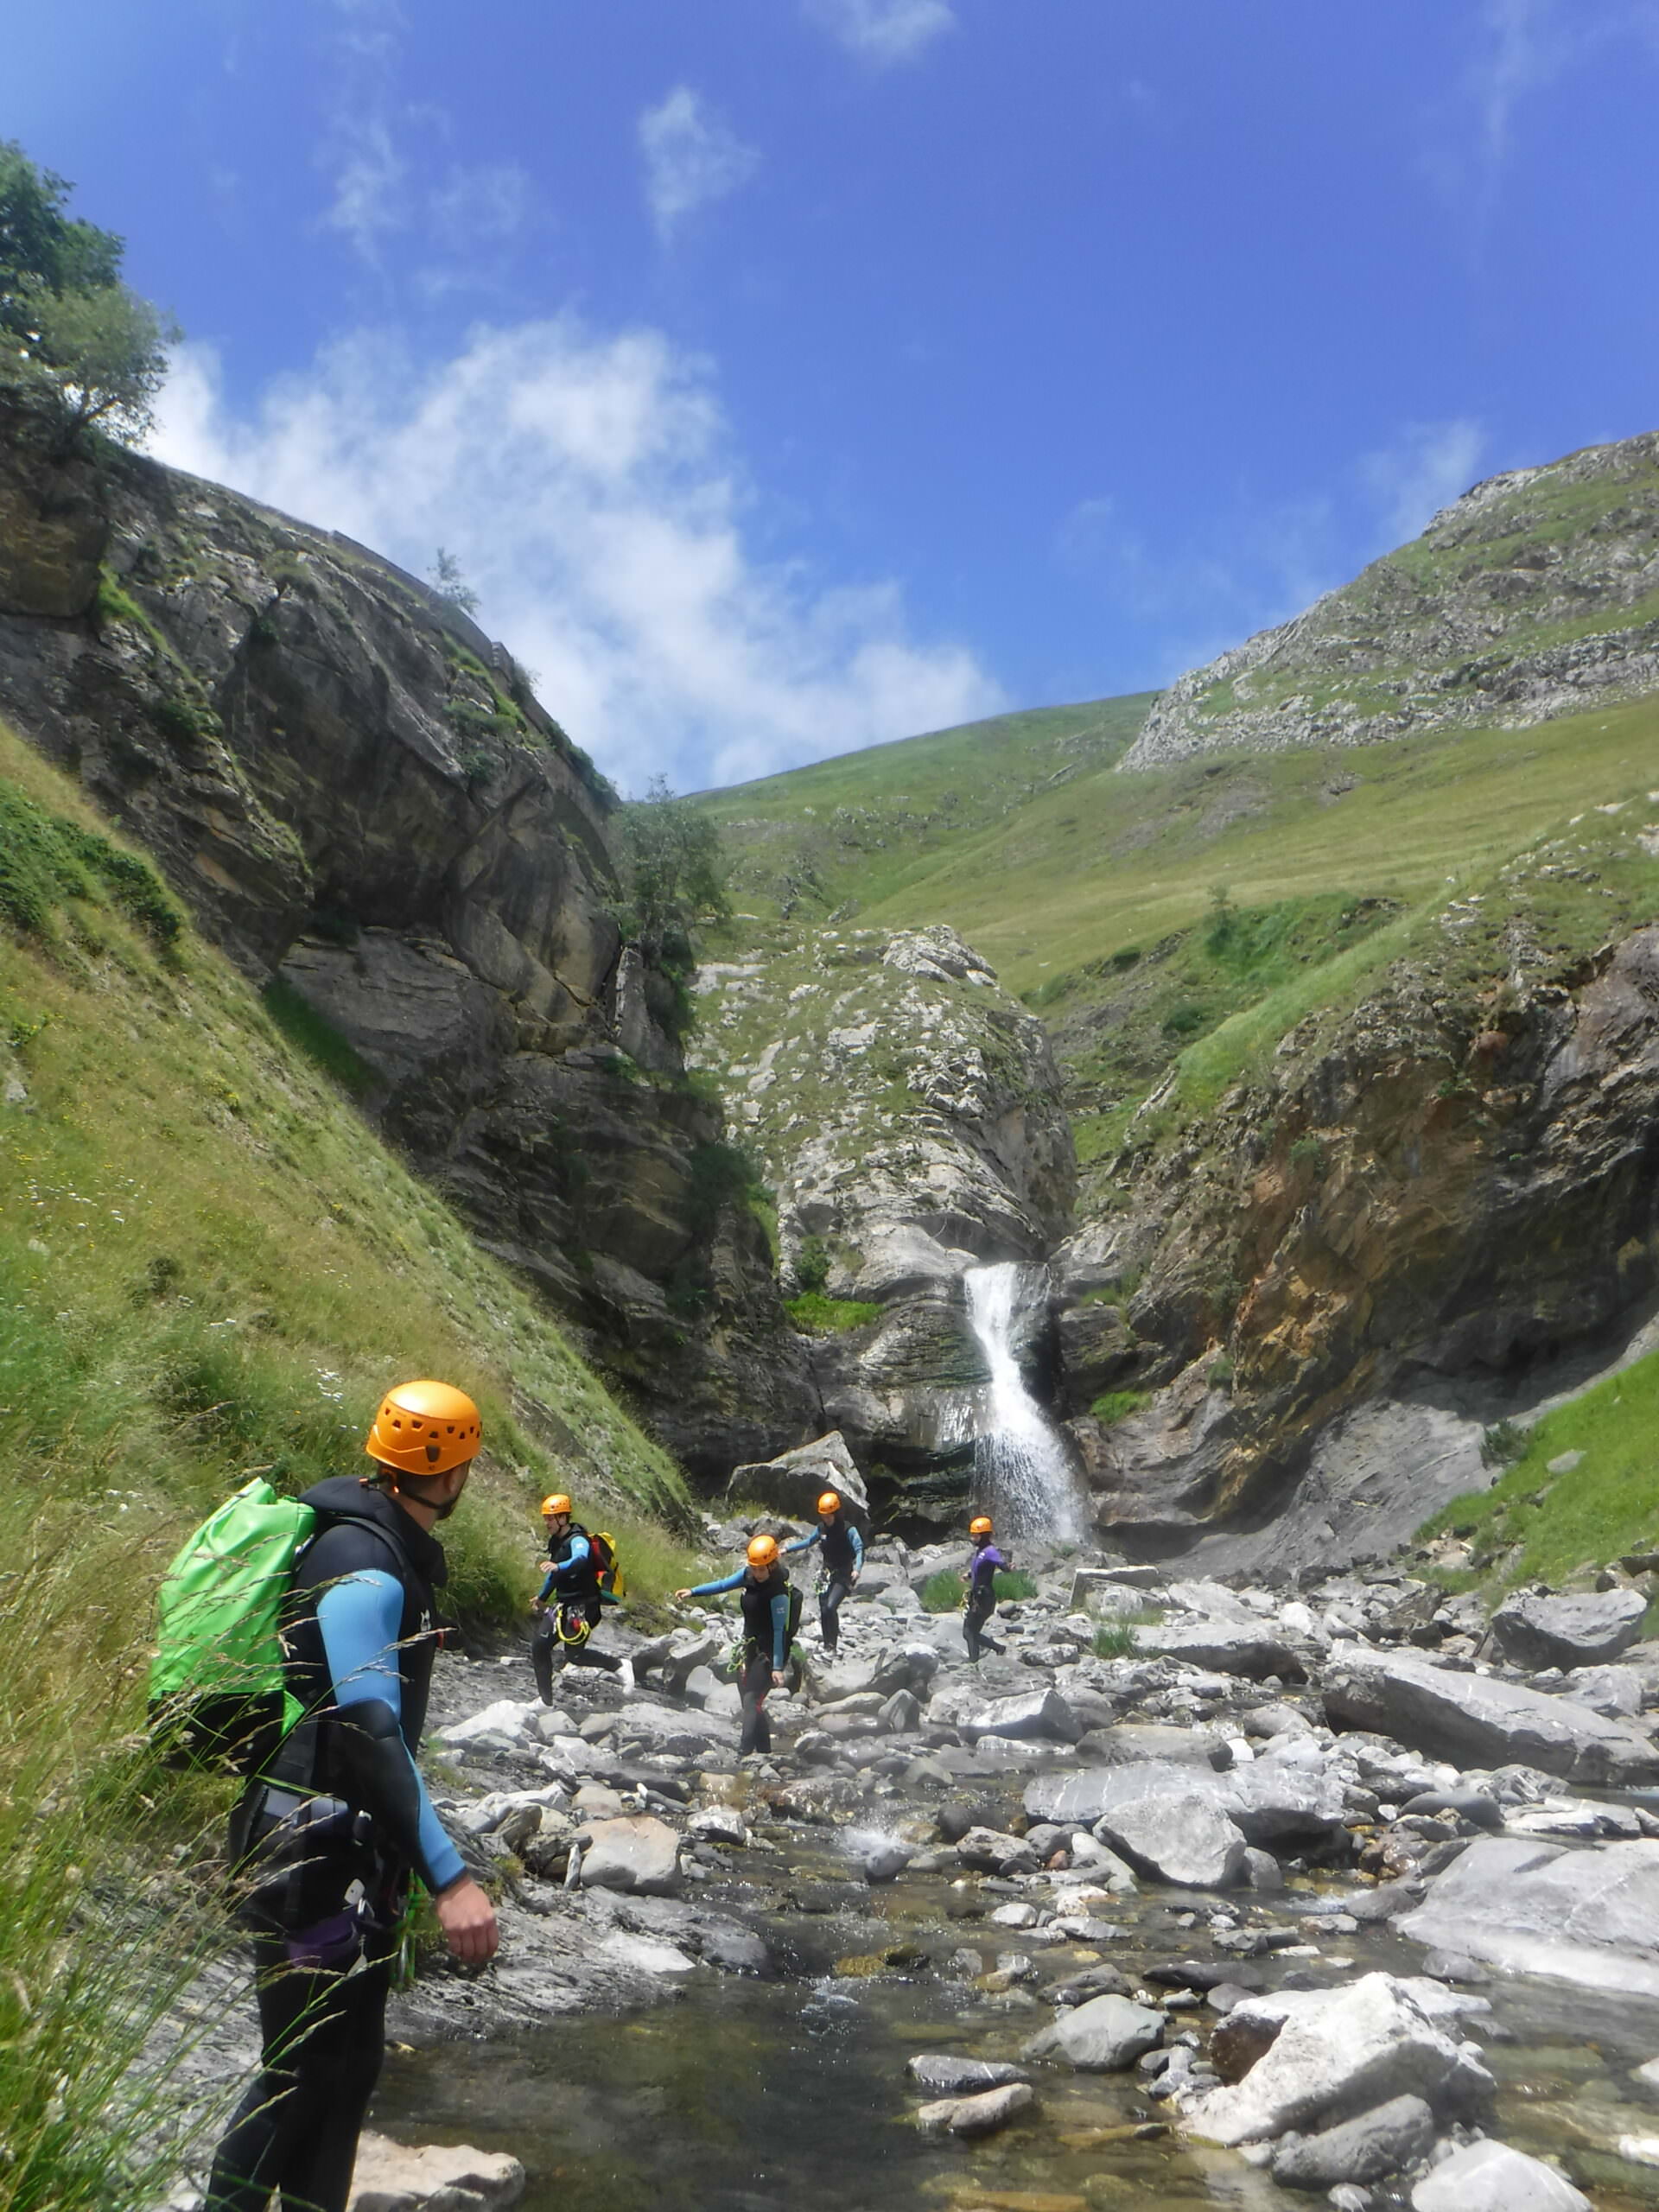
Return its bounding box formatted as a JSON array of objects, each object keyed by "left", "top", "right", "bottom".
[
  {"left": 677, "top": 1534, "right": 794, "bottom": 1754},
  {"left": 784, "top": 1489, "right": 863, "bottom": 1656},
  {"left": 530, "top": 1492, "right": 628, "bottom": 1697},
  {"left": 205, "top": 1379, "right": 499, "bottom": 2212}
]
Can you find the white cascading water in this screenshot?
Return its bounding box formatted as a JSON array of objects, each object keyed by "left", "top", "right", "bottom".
[{"left": 962, "top": 1261, "right": 1086, "bottom": 1543}]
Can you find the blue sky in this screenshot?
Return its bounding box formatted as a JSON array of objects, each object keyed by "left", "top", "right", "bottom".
[{"left": 9, "top": 1, "right": 1659, "bottom": 791}]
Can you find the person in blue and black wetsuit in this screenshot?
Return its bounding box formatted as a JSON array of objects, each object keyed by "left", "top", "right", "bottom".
[
  {"left": 677, "top": 1533, "right": 794, "bottom": 1754},
  {"left": 962, "top": 1513, "right": 1007, "bottom": 1662},
  {"left": 206, "top": 1380, "right": 498, "bottom": 2212},
  {"left": 784, "top": 1488, "right": 863, "bottom": 1656},
  {"left": 531, "top": 1492, "right": 626, "bottom": 1698}
]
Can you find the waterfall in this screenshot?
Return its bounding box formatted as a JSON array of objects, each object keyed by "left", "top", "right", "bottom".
[{"left": 963, "top": 1262, "right": 1087, "bottom": 1544}]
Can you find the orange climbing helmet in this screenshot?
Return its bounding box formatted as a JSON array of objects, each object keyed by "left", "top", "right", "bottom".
[
  {"left": 817, "top": 1491, "right": 842, "bottom": 1516},
  {"left": 365, "top": 1380, "right": 481, "bottom": 1478},
  {"left": 969, "top": 1515, "right": 994, "bottom": 1537},
  {"left": 541, "top": 1493, "right": 573, "bottom": 1518},
  {"left": 747, "top": 1533, "right": 780, "bottom": 1569}
]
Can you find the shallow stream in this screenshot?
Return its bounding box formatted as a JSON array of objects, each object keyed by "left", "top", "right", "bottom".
[{"left": 376, "top": 1815, "right": 1659, "bottom": 2209}]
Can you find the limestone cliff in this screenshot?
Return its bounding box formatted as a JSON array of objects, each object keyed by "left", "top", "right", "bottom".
[
  {"left": 690, "top": 919, "right": 1075, "bottom": 1513},
  {"left": 1127, "top": 429, "right": 1659, "bottom": 770},
  {"left": 0, "top": 397, "right": 816, "bottom": 1476}
]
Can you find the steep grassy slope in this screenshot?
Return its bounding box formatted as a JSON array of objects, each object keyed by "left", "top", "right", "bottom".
[{"left": 0, "top": 714, "right": 696, "bottom": 1617}]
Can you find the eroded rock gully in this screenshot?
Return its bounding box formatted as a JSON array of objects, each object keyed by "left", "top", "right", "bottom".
[
  {"left": 0, "top": 403, "right": 815, "bottom": 1475},
  {"left": 1051, "top": 920, "right": 1659, "bottom": 1568},
  {"left": 162, "top": 1538, "right": 1659, "bottom": 2209}
]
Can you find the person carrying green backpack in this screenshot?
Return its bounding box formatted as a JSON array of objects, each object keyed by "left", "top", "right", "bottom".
[{"left": 170, "top": 1379, "right": 499, "bottom": 2212}]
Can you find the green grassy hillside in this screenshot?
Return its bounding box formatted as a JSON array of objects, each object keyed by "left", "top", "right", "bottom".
[
  {"left": 0, "top": 713, "right": 701, "bottom": 1627},
  {"left": 699, "top": 688, "right": 1659, "bottom": 1186}
]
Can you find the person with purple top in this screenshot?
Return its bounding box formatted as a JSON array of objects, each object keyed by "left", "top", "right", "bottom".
[{"left": 963, "top": 1513, "right": 1007, "bottom": 1662}]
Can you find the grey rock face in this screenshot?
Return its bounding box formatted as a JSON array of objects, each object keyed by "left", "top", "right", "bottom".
[
  {"left": 0, "top": 406, "right": 817, "bottom": 1482},
  {"left": 1268, "top": 2094, "right": 1437, "bottom": 2188},
  {"left": 1397, "top": 1835, "right": 1659, "bottom": 1996},
  {"left": 1027, "top": 1757, "right": 1345, "bottom": 1853},
  {"left": 1491, "top": 1587, "right": 1648, "bottom": 1670},
  {"left": 1409, "top": 2139, "right": 1591, "bottom": 2211},
  {"left": 1322, "top": 1641, "right": 1659, "bottom": 1786}
]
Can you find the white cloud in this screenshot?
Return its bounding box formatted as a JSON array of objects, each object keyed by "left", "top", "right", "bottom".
[
  {"left": 1359, "top": 418, "right": 1488, "bottom": 544},
  {"left": 149, "top": 321, "right": 999, "bottom": 793},
  {"left": 803, "top": 0, "right": 957, "bottom": 67},
  {"left": 638, "top": 87, "right": 760, "bottom": 243}
]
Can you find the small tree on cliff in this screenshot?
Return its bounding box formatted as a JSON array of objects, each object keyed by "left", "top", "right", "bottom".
[
  {"left": 612, "top": 777, "right": 729, "bottom": 999},
  {"left": 0, "top": 140, "right": 177, "bottom": 450}
]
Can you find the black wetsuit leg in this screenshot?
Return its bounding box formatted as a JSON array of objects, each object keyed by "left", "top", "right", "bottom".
[
  {"left": 737, "top": 1649, "right": 772, "bottom": 1753},
  {"left": 964, "top": 1586, "right": 998, "bottom": 1661},
  {"left": 531, "top": 1608, "right": 562, "bottom": 1701},
  {"left": 205, "top": 1925, "right": 397, "bottom": 2212},
  {"left": 818, "top": 1573, "right": 852, "bottom": 1654}
]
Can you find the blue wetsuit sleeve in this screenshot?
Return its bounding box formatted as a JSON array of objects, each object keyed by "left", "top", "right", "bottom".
[
  {"left": 316, "top": 1570, "right": 464, "bottom": 1893},
  {"left": 770, "top": 1591, "right": 790, "bottom": 1670},
  {"left": 849, "top": 1526, "right": 864, "bottom": 1573},
  {"left": 536, "top": 1567, "right": 556, "bottom": 1602},
  {"left": 783, "top": 1530, "right": 818, "bottom": 1556},
  {"left": 688, "top": 1567, "right": 746, "bottom": 1597}
]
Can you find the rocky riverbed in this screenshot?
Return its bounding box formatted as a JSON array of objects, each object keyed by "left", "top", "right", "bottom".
[{"left": 168, "top": 1535, "right": 1659, "bottom": 2210}]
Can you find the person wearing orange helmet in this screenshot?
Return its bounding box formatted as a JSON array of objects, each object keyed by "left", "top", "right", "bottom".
[
  {"left": 961, "top": 1512, "right": 1007, "bottom": 1662},
  {"left": 676, "top": 1532, "right": 797, "bottom": 1754},
  {"left": 531, "top": 1494, "right": 628, "bottom": 1699},
  {"left": 782, "top": 1489, "right": 864, "bottom": 1656},
  {"left": 207, "top": 1381, "right": 498, "bottom": 2212}
]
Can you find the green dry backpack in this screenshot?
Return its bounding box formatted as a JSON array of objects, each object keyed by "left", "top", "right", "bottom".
[{"left": 149, "top": 1477, "right": 315, "bottom": 1771}]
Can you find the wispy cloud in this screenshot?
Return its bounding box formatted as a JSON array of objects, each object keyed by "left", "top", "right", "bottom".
[
  {"left": 803, "top": 0, "right": 957, "bottom": 67},
  {"left": 429, "top": 162, "right": 531, "bottom": 252},
  {"left": 639, "top": 87, "right": 760, "bottom": 244},
  {"left": 1359, "top": 417, "right": 1487, "bottom": 544},
  {"left": 321, "top": 114, "right": 407, "bottom": 260},
  {"left": 150, "top": 320, "right": 999, "bottom": 792}
]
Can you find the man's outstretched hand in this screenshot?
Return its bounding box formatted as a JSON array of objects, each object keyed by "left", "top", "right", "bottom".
[{"left": 435, "top": 1873, "right": 499, "bottom": 1964}]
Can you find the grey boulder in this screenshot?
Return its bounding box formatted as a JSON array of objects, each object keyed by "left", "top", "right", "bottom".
[
  {"left": 906, "top": 2054, "right": 1031, "bottom": 2095},
  {"left": 1181, "top": 1973, "right": 1493, "bottom": 2146},
  {"left": 1077, "top": 1765, "right": 1249, "bottom": 1890},
  {"left": 1397, "top": 1835, "right": 1659, "bottom": 1997},
  {"left": 577, "top": 1816, "right": 682, "bottom": 1896},
  {"left": 914, "top": 2081, "right": 1034, "bottom": 2137},
  {"left": 1410, "top": 2139, "right": 1590, "bottom": 2210},
  {"left": 1269, "top": 2093, "right": 1437, "bottom": 2189},
  {"left": 1491, "top": 1587, "right": 1647, "bottom": 1671},
  {"left": 1135, "top": 1620, "right": 1304, "bottom": 1680},
  {"left": 1322, "top": 1640, "right": 1659, "bottom": 1786},
  {"left": 1033, "top": 1993, "right": 1164, "bottom": 2071},
  {"left": 960, "top": 1687, "right": 1082, "bottom": 1745}
]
